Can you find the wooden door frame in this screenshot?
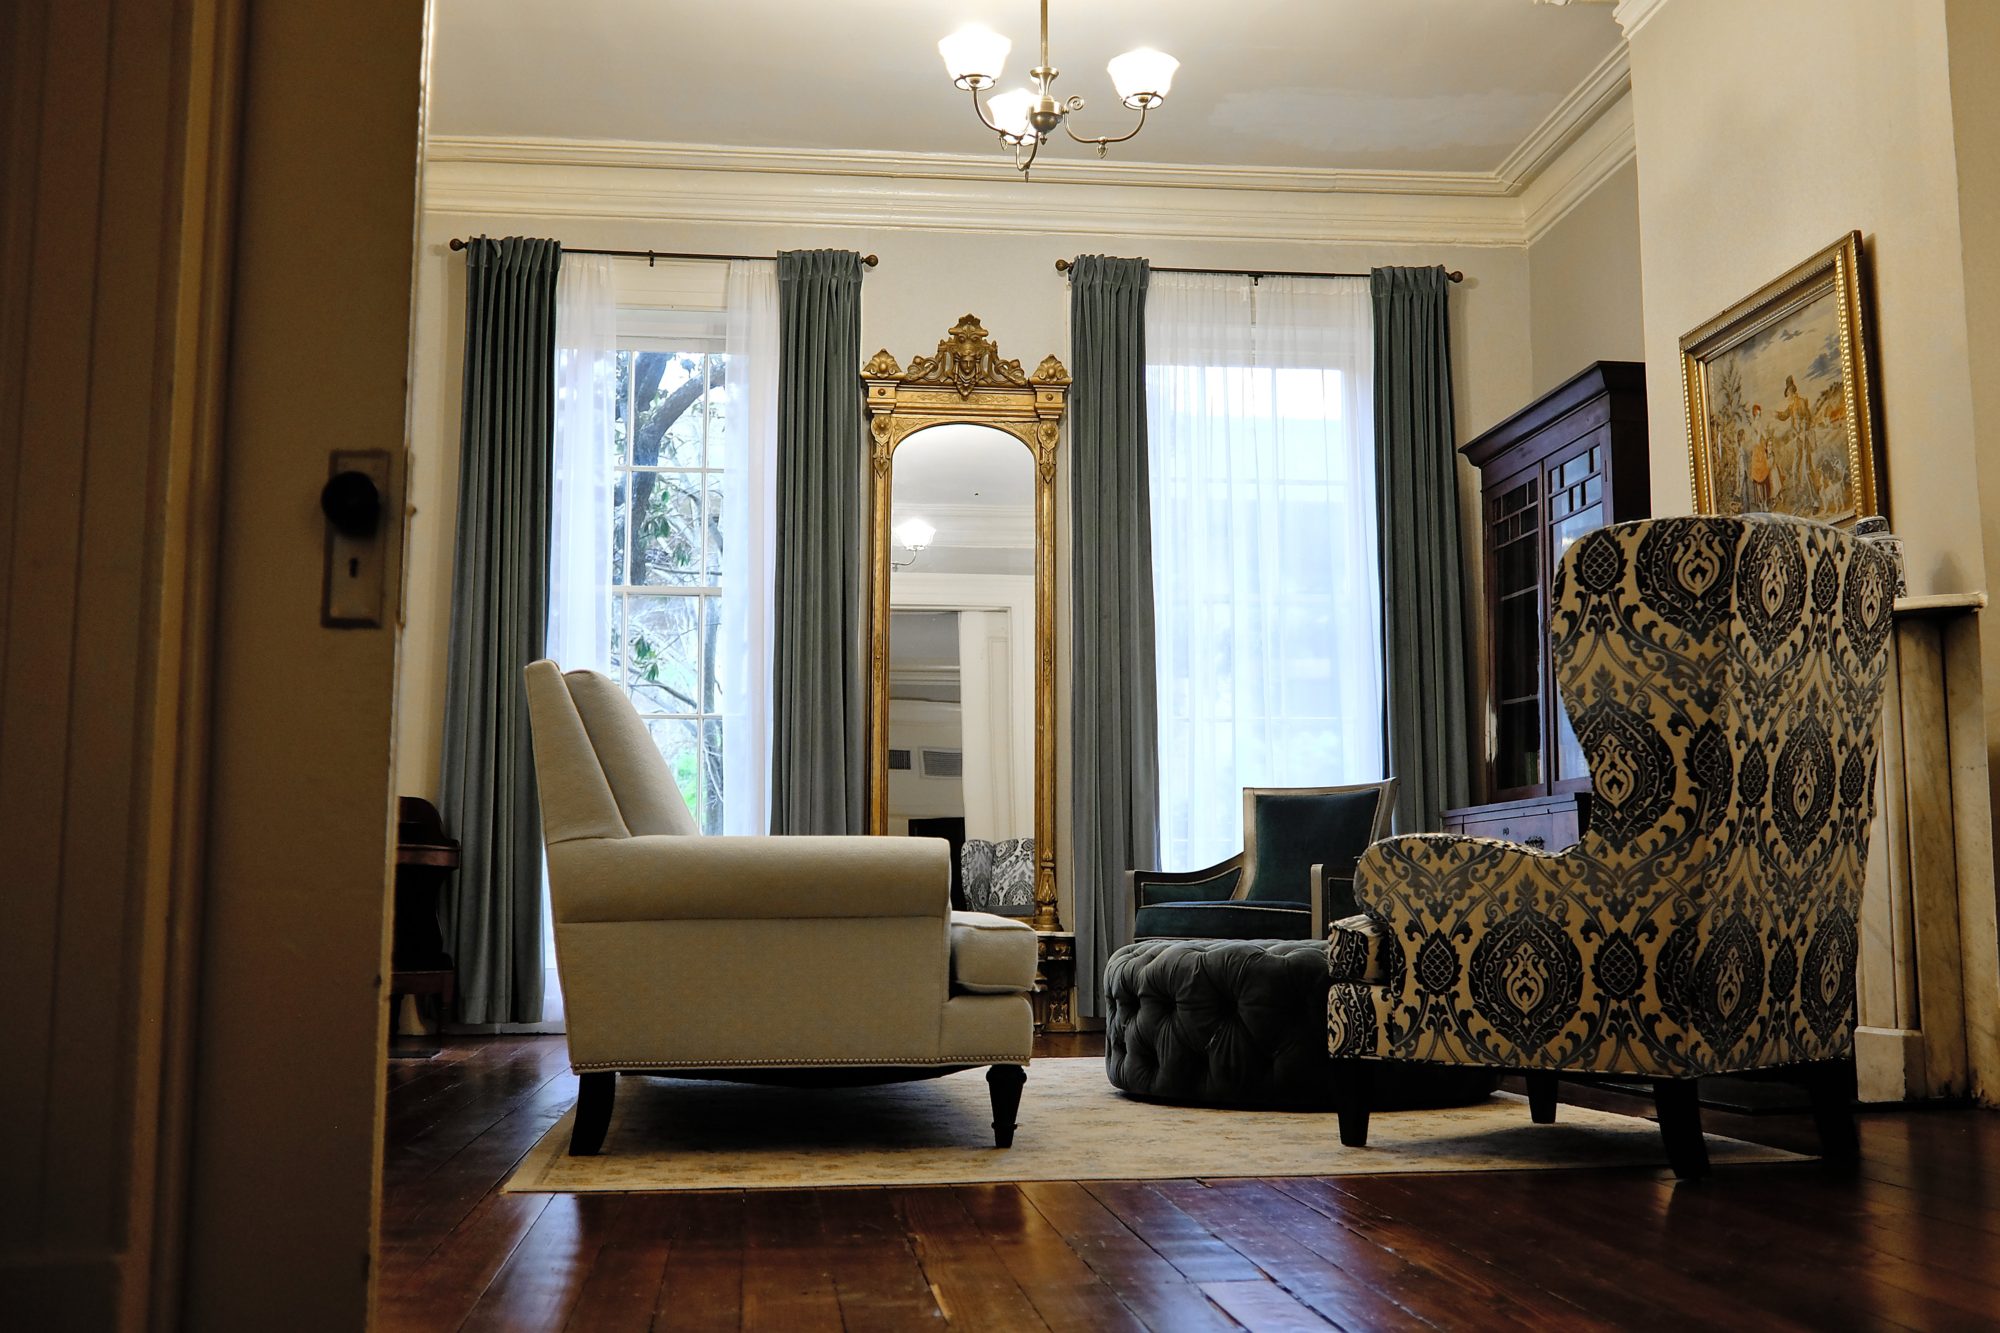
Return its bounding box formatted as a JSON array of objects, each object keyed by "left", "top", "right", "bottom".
[{"left": 1, "top": 1, "right": 429, "bottom": 1327}]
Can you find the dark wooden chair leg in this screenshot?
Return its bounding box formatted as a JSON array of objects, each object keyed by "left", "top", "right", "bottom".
[
  {"left": 1805, "top": 1061, "right": 1860, "bottom": 1167},
  {"left": 987, "top": 1064, "right": 1027, "bottom": 1148},
  {"left": 1333, "top": 1059, "right": 1373, "bottom": 1148},
  {"left": 569, "top": 1071, "right": 616, "bottom": 1156},
  {"left": 1653, "top": 1078, "right": 1710, "bottom": 1180},
  {"left": 1525, "top": 1071, "right": 1559, "bottom": 1124}
]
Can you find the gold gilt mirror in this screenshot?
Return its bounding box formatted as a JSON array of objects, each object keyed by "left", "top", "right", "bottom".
[{"left": 862, "top": 316, "right": 1068, "bottom": 932}]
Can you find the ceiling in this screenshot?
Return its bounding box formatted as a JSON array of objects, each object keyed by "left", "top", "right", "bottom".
[{"left": 429, "top": 0, "right": 1624, "bottom": 173}]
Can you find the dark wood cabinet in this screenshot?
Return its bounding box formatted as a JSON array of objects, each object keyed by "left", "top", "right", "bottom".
[{"left": 1450, "top": 362, "right": 1649, "bottom": 835}]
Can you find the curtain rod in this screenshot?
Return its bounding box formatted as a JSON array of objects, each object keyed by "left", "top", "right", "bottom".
[
  {"left": 447, "top": 237, "right": 879, "bottom": 268},
  {"left": 1053, "top": 258, "right": 1463, "bottom": 283}
]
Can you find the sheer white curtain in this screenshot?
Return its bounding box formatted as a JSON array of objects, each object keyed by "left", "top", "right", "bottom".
[
  {"left": 1146, "top": 272, "right": 1381, "bottom": 871},
  {"left": 548, "top": 254, "right": 619, "bottom": 675},
  {"left": 719, "top": 260, "right": 779, "bottom": 834}
]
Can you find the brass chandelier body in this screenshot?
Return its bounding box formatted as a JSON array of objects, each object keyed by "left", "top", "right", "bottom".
[{"left": 939, "top": 0, "right": 1178, "bottom": 177}]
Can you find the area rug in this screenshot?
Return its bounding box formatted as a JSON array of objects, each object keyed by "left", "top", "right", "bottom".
[{"left": 502, "top": 1059, "right": 1805, "bottom": 1193}]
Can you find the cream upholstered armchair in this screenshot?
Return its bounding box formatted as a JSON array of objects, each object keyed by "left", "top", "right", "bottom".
[
  {"left": 1327, "top": 516, "right": 1896, "bottom": 1177},
  {"left": 523, "top": 661, "right": 1038, "bottom": 1155}
]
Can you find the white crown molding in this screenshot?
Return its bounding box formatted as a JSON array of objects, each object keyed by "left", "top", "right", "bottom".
[
  {"left": 425, "top": 135, "right": 1509, "bottom": 199},
  {"left": 422, "top": 155, "right": 1529, "bottom": 247},
  {"left": 1490, "top": 43, "right": 1630, "bottom": 192},
  {"left": 1519, "top": 89, "right": 1637, "bottom": 243},
  {"left": 1612, "top": 0, "right": 1671, "bottom": 38}
]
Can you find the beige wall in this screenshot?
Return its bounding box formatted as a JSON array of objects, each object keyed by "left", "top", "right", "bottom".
[
  {"left": 1627, "top": 0, "right": 1982, "bottom": 598},
  {"left": 394, "top": 198, "right": 1534, "bottom": 885},
  {"left": 1527, "top": 158, "right": 1645, "bottom": 395}
]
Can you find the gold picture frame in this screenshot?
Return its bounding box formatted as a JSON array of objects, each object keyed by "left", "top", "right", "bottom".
[{"left": 1680, "top": 231, "right": 1882, "bottom": 525}]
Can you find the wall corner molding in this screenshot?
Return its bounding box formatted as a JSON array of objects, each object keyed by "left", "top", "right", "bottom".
[
  {"left": 1612, "top": 0, "right": 1670, "bottom": 39},
  {"left": 1492, "top": 43, "right": 1631, "bottom": 194},
  {"left": 1520, "top": 89, "right": 1638, "bottom": 243}
]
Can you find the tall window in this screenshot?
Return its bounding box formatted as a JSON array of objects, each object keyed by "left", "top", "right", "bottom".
[
  {"left": 1146, "top": 273, "right": 1381, "bottom": 870},
  {"left": 609, "top": 345, "right": 731, "bottom": 831}
]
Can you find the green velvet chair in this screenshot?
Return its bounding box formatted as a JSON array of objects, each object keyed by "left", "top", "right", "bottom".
[{"left": 1129, "top": 781, "right": 1398, "bottom": 943}]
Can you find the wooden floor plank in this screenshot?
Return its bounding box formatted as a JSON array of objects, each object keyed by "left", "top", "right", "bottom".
[
  {"left": 460, "top": 1194, "right": 604, "bottom": 1333},
  {"left": 653, "top": 1191, "right": 746, "bottom": 1333},
  {"left": 1017, "top": 1181, "right": 1243, "bottom": 1333},
  {"left": 1084, "top": 1181, "right": 1263, "bottom": 1285},
  {"left": 902, "top": 1186, "right": 1052, "bottom": 1332},
  {"left": 739, "top": 1190, "right": 844, "bottom": 1331},
  {"left": 1153, "top": 1179, "right": 1439, "bottom": 1331},
  {"left": 374, "top": 1035, "right": 2000, "bottom": 1333},
  {"left": 814, "top": 1190, "right": 946, "bottom": 1331},
  {"left": 1198, "top": 1279, "right": 1337, "bottom": 1331},
  {"left": 954, "top": 1184, "right": 1149, "bottom": 1332},
  {"left": 1273, "top": 1178, "right": 1610, "bottom": 1333}
]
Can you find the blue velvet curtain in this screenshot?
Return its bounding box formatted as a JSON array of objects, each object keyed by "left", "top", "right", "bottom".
[
  {"left": 769, "top": 249, "right": 868, "bottom": 834},
  {"left": 1371, "top": 266, "right": 1470, "bottom": 831},
  {"left": 1067, "top": 254, "right": 1160, "bottom": 1016},
  {"left": 440, "top": 236, "right": 560, "bottom": 1024}
]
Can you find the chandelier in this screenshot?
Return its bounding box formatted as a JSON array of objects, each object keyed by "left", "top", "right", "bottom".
[{"left": 938, "top": 1, "right": 1179, "bottom": 178}]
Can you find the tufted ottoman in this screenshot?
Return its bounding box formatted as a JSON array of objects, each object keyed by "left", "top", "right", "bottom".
[{"left": 1103, "top": 938, "right": 1495, "bottom": 1110}]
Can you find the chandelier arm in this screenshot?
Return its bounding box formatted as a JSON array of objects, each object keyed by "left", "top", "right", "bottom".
[
  {"left": 1015, "top": 133, "right": 1043, "bottom": 175},
  {"left": 969, "top": 85, "right": 1009, "bottom": 139},
  {"left": 1061, "top": 100, "right": 1149, "bottom": 149}
]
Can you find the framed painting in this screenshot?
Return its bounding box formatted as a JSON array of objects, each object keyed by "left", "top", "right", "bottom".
[{"left": 1680, "top": 231, "right": 1882, "bottom": 525}]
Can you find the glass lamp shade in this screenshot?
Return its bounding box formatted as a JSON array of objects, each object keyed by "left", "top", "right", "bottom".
[
  {"left": 985, "top": 88, "right": 1036, "bottom": 140},
  {"left": 1107, "top": 48, "right": 1179, "bottom": 108},
  {"left": 893, "top": 517, "right": 937, "bottom": 551},
  {"left": 939, "top": 26, "right": 1010, "bottom": 89}
]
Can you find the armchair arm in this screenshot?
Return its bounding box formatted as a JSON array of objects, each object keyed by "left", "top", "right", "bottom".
[
  {"left": 550, "top": 835, "right": 950, "bottom": 924},
  {"left": 1307, "top": 860, "right": 1362, "bottom": 944},
  {"left": 1127, "top": 856, "right": 1244, "bottom": 936},
  {"left": 1329, "top": 832, "right": 1571, "bottom": 996}
]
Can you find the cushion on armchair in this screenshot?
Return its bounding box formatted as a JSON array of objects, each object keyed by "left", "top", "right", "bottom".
[
  {"left": 962, "top": 837, "right": 1036, "bottom": 916},
  {"left": 1246, "top": 789, "right": 1380, "bottom": 914},
  {"left": 949, "top": 911, "right": 1037, "bottom": 994}
]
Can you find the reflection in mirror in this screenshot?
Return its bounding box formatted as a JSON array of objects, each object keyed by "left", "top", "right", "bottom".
[{"left": 886, "top": 426, "right": 1037, "bottom": 912}]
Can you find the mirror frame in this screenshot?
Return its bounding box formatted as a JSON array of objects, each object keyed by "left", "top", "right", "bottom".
[{"left": 862, "top": 315, "right": 1069, "bottom": 932}]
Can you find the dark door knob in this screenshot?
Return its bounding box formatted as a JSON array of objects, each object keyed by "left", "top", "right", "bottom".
[{"left": 320, "top": 470, "right": 382, "bottom": 537}]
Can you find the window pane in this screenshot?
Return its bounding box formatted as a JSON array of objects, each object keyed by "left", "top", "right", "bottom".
[
  {"left": 632, "top": 351, "right": 705, "bottom": 468},
  {"left": 700, "top": 717, "right": 725, "bottom": 834},
  {"left": 626, "top": 594, "right": 701, "bottom": 714},
  {"left": 646, "top": 718, "right": 702, "bottom": 821},
  {"left": 612, "top": 349, "right": 631, "bottom": 464},
  {"left": 630, "top": 471, "right": 706, "bottom": 586},
  {"left": 703, "top": 356, "right": 729, "bottom": 469},
  {"left": 703, "top": 473, "right": 725, "bottom": 583},
  {"left": 610, "top": 475, "right": 628, "bottom": 585},
  {"left": 703, "top": 595, "right": 724, "bottom": 712}
]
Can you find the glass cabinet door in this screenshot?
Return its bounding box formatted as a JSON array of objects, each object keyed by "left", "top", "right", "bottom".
[
  {"left": 1488, "top": 477, "right": 1542, "bottom": 794},
  {"left": 1546, "top": 444, "right": 1606, "bottom": 788}
]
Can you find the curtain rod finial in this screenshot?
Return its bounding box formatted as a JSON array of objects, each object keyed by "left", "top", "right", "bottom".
[
  {"left": 1447, "top": 269, "right": 1464, "bottom": 283},
  {"left": 449, "top": 237, "right": 467, "bottom": 251},
  {"left": 1055, "top": 258, "right": 1072, "bottom": 273},
  {"left": 863, "top": 254, "right": 880, "bottom": 267}
]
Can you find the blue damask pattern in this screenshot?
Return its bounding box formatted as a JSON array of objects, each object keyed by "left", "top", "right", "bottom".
[{"left": 1328, "top": 515, "right": 1894, "bottom": 1078}]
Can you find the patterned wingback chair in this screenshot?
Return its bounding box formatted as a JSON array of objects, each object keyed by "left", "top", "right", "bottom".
[{"left": 1326, "top": 515, "right": 1896, "bottom": 1177}]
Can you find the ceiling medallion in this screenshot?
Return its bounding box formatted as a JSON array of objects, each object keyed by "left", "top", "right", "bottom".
[{"left": 938, "top": 0, "right": 1178, "bottom": 179}]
